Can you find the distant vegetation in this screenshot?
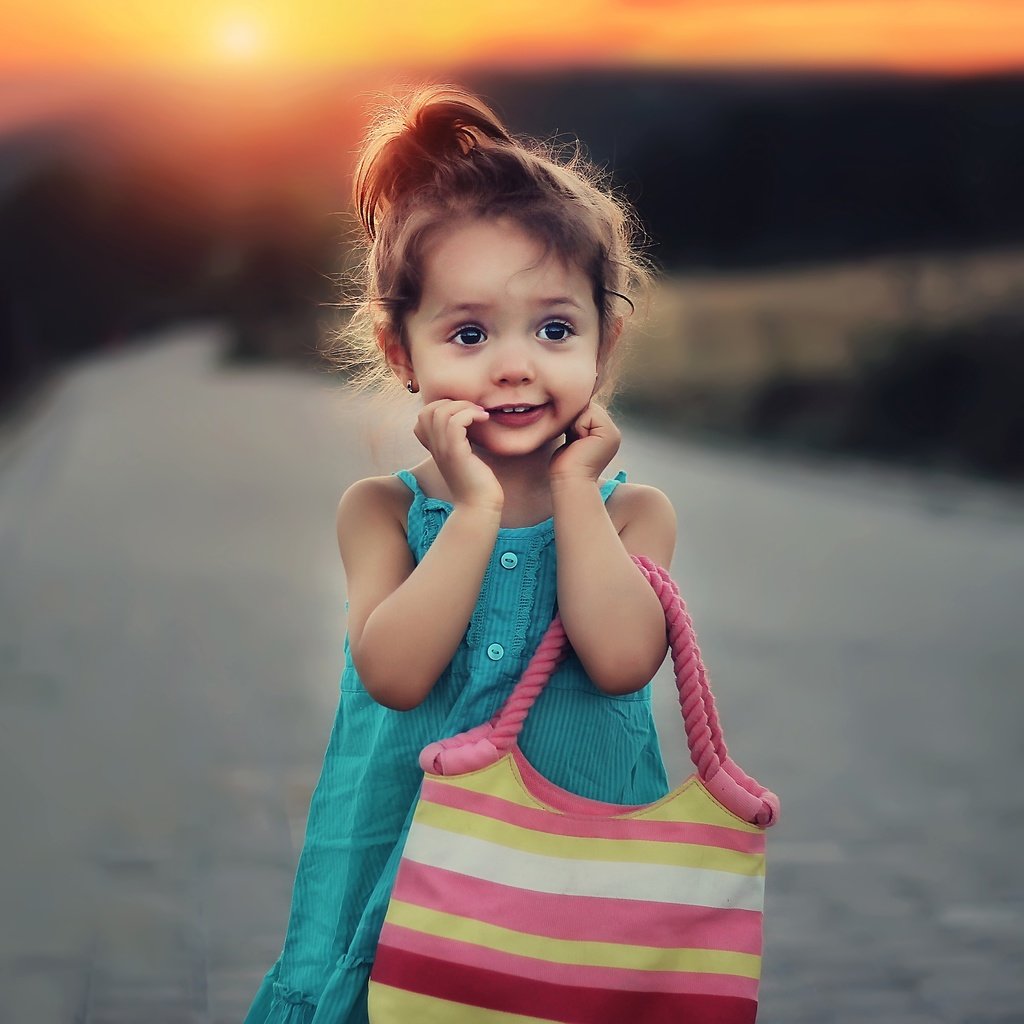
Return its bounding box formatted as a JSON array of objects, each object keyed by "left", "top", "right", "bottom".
[
  {"left": 0, "top": 153, "right": 339, "bottom": 406},
  {"left": 1, "top": 67, "right": 1022, "bottom": 479},
  {"left": 619, "top": 249, "right": 1024, "bottom": 480}
]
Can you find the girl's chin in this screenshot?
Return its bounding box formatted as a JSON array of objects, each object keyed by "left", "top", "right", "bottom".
[{"left": 468, "top": 425, "right": 568, "bottom": 457}]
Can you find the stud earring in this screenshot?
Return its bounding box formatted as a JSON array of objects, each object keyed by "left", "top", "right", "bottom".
[{"left": 406, "top": 379, "right": 418, "bottom": 394}]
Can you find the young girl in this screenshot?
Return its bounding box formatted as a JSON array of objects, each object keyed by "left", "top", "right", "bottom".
[{"left": 245, "top": 84, "right": 677, "bottom": 1024}]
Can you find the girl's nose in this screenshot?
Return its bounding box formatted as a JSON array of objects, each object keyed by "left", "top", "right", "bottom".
[{"left": 491, "top": 340, "right": 536, "bottom": 386}]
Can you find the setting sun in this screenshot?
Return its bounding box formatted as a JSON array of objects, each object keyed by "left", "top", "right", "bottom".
[{"left": 213, "top": 14, "right": 267, "bottom": 63}]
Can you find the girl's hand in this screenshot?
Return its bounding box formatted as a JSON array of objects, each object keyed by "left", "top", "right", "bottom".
[
  {"left": 414, "top": 399, "right": 504, "bottom": 513},
  {"left": 549, "top": 401, "right": 621, "bottom": 485}
]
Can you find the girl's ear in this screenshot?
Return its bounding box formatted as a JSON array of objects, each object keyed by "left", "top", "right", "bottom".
[{"left": 379, "top": 328, "right": 414, "bottom": 386}]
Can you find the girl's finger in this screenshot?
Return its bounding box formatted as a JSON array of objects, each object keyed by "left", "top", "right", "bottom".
[
  {"left": 571, "top": 410, "right": 593, "bottom": 438},
  {"left": 426, "top": 404, "right": 470, "bottom": 455},
  {"left": 438, "top": 406, "right": 483, "bottom": 440},
  {"left": 416, "top": 400, "right": 488, "bottom": 459},
  {"left": 422, "top": 401, "right": 456, "bottom": 439},
  {"left": 576, "top": 402, "right": 612, "bottom": 436},
  {"left": 449, "top": 406, "right": 488, "bottom": 431}
]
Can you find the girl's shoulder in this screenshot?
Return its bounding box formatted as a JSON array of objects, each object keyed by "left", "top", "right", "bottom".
[
  {"left": 605, "top": 481, "right": 677, "bottom": 567},
  {"left": 605, "top": 480, "right": 675, "bottom": 526},
  {"left": 335, "top": 474, "right": 415, "bottom": 544}
]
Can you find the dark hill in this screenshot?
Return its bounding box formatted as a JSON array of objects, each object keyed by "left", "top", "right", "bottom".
[{"left": 465, "top": 68, "right": 1024, "bottom": 270}]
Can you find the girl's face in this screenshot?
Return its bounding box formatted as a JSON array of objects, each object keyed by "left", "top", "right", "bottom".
[{"left": 393, "top": 216, "right": 607, "bottom": 459}]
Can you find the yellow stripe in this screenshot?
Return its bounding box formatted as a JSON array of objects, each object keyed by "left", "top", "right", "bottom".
[
  {"left": 627, "top": 779, "right": 765, "bottom": 833},
  {"left": 369, "top": 982, "right": 554, "bottom": 1023},
  {"left": 437, "top": 757, "right": 763, "bottom": 834},
  {"left": 386, "top": 900, "right": 762, "bottom": 979},
  {"left": 415, "top": 799, "right": 764, "bottom": 876},
  {"left": 433, "top": 759, "right": 546, "bottom": 808}
]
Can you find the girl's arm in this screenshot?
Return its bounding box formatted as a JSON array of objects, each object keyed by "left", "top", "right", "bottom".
[
  {"left": 551, "top": 404, "right": 677, "bottom": 696},
  {"left": 337, "top": 400, "right": 503, "bottom": 711}
]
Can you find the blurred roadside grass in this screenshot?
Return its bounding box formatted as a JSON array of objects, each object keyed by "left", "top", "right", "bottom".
[{"left": 620, "top": 247, "right": 1024, "bottom": 481}]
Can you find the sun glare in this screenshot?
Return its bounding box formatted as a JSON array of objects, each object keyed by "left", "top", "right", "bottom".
[{"left": 214, "top": 14, "right": 266, "bottom": 63}]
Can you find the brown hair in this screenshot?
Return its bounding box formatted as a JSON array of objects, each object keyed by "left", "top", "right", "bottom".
[{"left": 327, "top": 84, "right": 655, "bottom": 401}]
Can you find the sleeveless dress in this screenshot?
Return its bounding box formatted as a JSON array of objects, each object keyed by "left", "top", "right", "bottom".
[{"left": 244, "top": 469, "right": 670, "bottom": 1024}]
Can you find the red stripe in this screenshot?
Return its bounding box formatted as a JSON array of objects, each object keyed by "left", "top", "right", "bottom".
[
  {"left": 391, "top": 861, "right": 763, "bottom": 955},
  {"left": 379, "top": 923, "right": 760, "bottom": 998},
  {"left": 421, "top": 779, "right": 765, "bottom": 855},
  {"left": 372, "top": 946, "right": 758, "bottom": 1024}
]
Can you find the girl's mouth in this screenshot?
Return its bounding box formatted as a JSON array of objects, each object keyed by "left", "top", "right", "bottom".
[{"left": 485, "top": 403, "right": 549, "bottom": 427}]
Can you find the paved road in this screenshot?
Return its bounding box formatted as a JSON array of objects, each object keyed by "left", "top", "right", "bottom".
[{"left": 1, "top": 323, "right": 1023, "bottom": 1024}]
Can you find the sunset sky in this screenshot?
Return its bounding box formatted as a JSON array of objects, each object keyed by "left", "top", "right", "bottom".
[{"left": 2, "top": 0, "right": 1023, "bottom": 76}]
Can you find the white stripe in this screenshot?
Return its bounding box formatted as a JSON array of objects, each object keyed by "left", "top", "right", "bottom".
[{"left": 401, "top": 823, "right": 765, "bottom": 913}]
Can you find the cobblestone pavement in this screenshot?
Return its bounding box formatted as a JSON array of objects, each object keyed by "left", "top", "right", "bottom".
[{"left": 1, "top": 324, "right": 1022, "bottom": 1024}]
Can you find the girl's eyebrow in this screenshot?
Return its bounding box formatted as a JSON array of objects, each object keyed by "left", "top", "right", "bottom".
[{"left": 430, "top": 297, "right": 583, "bottom": 321}]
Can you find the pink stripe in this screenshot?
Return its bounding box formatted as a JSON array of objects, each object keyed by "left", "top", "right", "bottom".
[
  {"left": 391, "top": 860, "right": 763, "bottom": 955},
  {"left": 378, "top": 923, "right": 759, "bottom": 999},
  {"left": 421, "top": 778, "right": 765, "bottom": 855}
]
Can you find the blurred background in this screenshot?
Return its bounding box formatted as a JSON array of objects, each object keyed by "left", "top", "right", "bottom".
[
  {"left": 3, "top": 4, "right": 1024, "bottom": 1024},
  {"left": 3, "top": 0, "right": 1024, "bottom": 476}
]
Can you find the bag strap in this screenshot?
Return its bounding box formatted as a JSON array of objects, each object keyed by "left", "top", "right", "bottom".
[{"left": 420, "top": 554, "right": 779, "bottom": 827}]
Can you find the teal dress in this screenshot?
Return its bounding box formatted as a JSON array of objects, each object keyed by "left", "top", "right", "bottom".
[{"left": 244, "top": 469, "right": 669, "bottom": 1024}]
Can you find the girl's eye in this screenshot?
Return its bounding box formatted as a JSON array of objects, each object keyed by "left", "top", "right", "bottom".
[
  {"left": 451, "top": 325, "right": 486, "bottom": 346},
  {"left": 538, "top": 320, "right": 574, "bottom": 342}
]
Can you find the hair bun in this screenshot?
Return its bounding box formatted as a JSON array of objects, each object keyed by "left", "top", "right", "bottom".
[
  {"left": 355, "top": 85, "right": 513, "bottom": 239},
  {"left": 407, "top": 87, "right": 511, "bottom": 158}
]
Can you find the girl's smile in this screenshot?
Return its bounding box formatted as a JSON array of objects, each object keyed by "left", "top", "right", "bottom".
[{"left": 484, "top": 403, "right": 550, "bottom": 428}]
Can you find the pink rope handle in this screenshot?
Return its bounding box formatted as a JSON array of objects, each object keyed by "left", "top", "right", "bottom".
[
  {"left": 418, "top": 619, "right": 569, "bottom": 776},
  {"left": 644, "top": 558, "right": 779, "bottom": 827},
  {"left": 420, "top": 555, "right": 779, "bottom": 827}
]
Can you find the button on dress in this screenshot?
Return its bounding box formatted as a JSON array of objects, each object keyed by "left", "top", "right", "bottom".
[{"left": 244, "top": 469, "right": 670, "bottom": 1024}]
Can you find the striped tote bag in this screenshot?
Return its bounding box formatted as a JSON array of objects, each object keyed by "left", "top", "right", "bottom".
[{"left": 368, "top": 555, "right": 780, "bottom": 1024}]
